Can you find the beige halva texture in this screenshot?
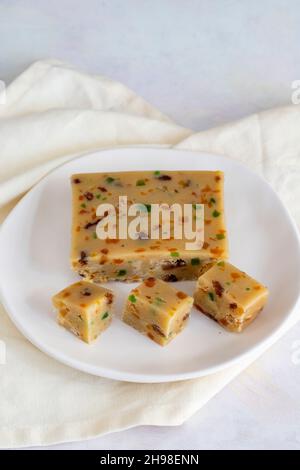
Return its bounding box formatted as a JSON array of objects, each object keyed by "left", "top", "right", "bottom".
[{"left": 70, "top": 170, "right": 228, "bottom": 283}]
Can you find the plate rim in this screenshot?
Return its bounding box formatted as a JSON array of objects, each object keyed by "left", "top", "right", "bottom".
[{"left": 1, "top": 146, "right": 300, "bottom": 383}]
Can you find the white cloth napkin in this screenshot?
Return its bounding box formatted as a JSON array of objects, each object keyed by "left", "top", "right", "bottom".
[{"left": 0, "top": 60, "right": 299, "bottom": 448}]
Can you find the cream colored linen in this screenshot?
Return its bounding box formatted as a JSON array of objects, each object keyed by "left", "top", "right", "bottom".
[{"left": 0, "top": 60, "right": 299, "bottom": 448}]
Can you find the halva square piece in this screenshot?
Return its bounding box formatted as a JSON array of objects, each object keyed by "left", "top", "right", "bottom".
[
  {"left": 193, "top": 261, "right": 269, "bottom": 332},
  {"left": 122, "top": 277, "right": 194, "bottom": 346},
  {"left": 70, "top": 170, "right": 228, "bottom": 282},
  {"left": 52, "top": 281, "right": 114, "bottom": 343}
]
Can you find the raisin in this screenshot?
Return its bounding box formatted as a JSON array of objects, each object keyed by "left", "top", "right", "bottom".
[
  {"left": 84, "top": 191, "right": 94, "bottom": 201},
  {"left": 163, "top": 274, "right": 178, "bottom": 282},
  {"left": 162, "top": 259, "right": 187, "bottom": 270},
  {"left": 81, "top": 288, "right": 91, "bottom": 296},
  {"left": 73, "top": 178, "right": 81, "bottom": 184},
  {"left": 212, "top": 280, "right": 224, "bottom": 297},
  {"left": 158, "top": 174, "right": 172, "bottom": 181},
  {"left": 229, "top": 303, "right": 238, "bottom": 310},
  {"left": 79, "top": 251, "right": 87, "bottom": 266},
  {"left": 182, "top": 313, "right": 190, "bottom": 321},
  {"left": 152, "top": 324, "right": 166, "bottom": 337},
  {"left": 174, "top": 259, "right": 186, "bottom": 267},
  {"left": 98, "top": 186, "right": 107, "bottom": 192},
  {"left": 84, "top": 211, "right": 109, "bottom": 229},
  {"left": 105, "top": 292, "right": 113, "bottom": 304}
]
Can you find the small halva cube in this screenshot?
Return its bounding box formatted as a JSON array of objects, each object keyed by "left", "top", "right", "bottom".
[
  {"left": 193, "top": 261, "right": 269, "bottom": 332},
  {"left": 52, "top": 281, "right": 114, "bottom": 343},
  {"left": 122, "top": 277, "right": 194, "bottom": 346}
]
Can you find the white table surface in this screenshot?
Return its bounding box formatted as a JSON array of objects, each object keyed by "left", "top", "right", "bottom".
[{"left": 1, "top": 0, "right": 300, "bottom": 450}]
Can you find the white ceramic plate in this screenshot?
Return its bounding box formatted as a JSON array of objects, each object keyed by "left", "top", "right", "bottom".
[{"left": 1, "top": 148, "right": 300, "bottom": 383}]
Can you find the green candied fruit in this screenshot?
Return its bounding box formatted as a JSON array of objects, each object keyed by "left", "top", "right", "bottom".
[
  {"left": 145, "top": 204, "right": 151, "bottom": 213},
  {"left": 217, "top": 261, "right": 225, "bottom": 267},
  {"left": 216, "top": 233, "right": 225, "bottom": 240},
  {"left": 80, "top": 203, "right": 86, "bottom": 209},
  {"left": 101, "top": 312, "right": 109, "bottom": 320},
  {"left": 117, "top": 269, "right": 127, "bottom": 276},
  {"left": 191, "top": 258, "right": 201, "bottom": 266},
  {"left": 128, "top": 294, "right": 137, "bottom": 303},
  {"left": 170, "top": 251, "right": 180, "bottom": 258},
  {"left": 136, "top": 179, "right": 146, "bottom": 186},
  {"left": 209, "top": 197, "right": 216, "bottom": 204},
  {"left": 106, "top": 176, "right": 115, "bottom": 184},
  {"left": 212, "top": 210, "right": 221, "bottom": 218},
  {"left": 92, "top": 232, "right": 97, "bottom": 239},
  {"left": 154, "top": 170, "right": 161, "bottom": 176},
  {"left": 208, "top": 292, "right": 215, "bottom": 301}
]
